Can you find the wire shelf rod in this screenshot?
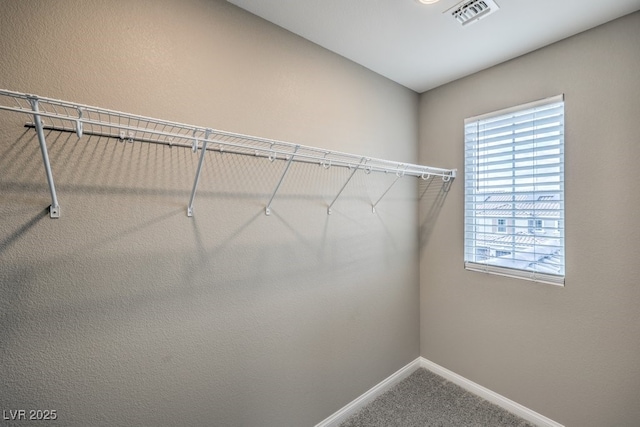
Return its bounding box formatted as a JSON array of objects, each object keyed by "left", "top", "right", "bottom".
[
  {"left": 0, "top": 89, "right": 456, "bottom": 218},
  {"left": 15, "top": 108, "right": 453, "bottom": 177},
  {"left": 0, "top": 89, "right": 456, "bottom": 179},
  {"left": 27, "top": 121, "right": 439, "bottom": 176}
]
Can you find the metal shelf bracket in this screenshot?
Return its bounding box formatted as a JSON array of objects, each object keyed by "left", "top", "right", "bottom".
[
  {"left": 29, "top": 97, "right": 61, "bottom": 218},
  {"left": 371, "top": 165, "right": 407, "bottom": 214},
  {"left": 265, "top": 145, "right": 299, "bottom": 216},
  {"left": 187, "top": 129, "right": 211, "bottom": 217},
  {"left": 327, "top": 157, "right": 367, "bottom": 215}
]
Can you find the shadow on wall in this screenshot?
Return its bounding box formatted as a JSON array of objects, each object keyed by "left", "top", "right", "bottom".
[
  {"left": 0, "top": 126, "right": 400, "bottom": 214},
  {"left": 0, "top": 124, "right": 427, "bottom": 424},
  {"left": 0, "top": 125, "right": 417, "bottom": 317},
  {"left": 418, "top": 176, "right": 453, "bottom": 250},
  {"left": 0, "top": 207, "right": 49, "bottom": 255}
]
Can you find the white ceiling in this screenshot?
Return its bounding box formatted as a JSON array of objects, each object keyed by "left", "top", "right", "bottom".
[{"left": 227, "top": 0, "right": 640, "bottom": 93}]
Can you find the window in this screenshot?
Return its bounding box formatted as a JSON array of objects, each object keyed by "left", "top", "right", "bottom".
[
  {"left": 464, "top": 95, "right": 565, "bottom": 285},
  {"left": 528, "top": 219, "right": 543, "bottom": 234}
]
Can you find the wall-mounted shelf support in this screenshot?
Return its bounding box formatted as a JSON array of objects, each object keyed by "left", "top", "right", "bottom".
[
  {"left": 327, "top": 157, "right": 367, "bottom": 215},
  {"left": 187, "top": 129, "right": 211, "bottom": 217},
  {"left": 372, "top": 174, "right": 403, "bottom": 214},
  {"left": 29, "top": 97, "right": 60, "bottom": 218},
  {"left": 0, "top": 89, "right": 456, "bottom": 219},
  {"left": 265, "top": 145, "right": 299, "bottom": 216}
]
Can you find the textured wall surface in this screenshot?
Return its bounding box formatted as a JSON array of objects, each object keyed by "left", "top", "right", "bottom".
[
  {"left": 419, "top": 11, "right": 640, "bottom": 427},
  {"left": 0, "top": 1, "right": 421, "bottom": 425}
]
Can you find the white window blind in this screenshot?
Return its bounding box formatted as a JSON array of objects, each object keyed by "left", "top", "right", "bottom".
[{"left": 464, "top": 95, "right": 565, "bottom": 285}]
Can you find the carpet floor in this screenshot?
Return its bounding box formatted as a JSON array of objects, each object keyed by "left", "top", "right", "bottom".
[{"left": 339, "top": 368, "right": 535, "bottom": 427}]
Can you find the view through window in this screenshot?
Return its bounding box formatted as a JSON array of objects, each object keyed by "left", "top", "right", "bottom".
[{"left": 464, "top": 95, "right": 565, "bottom": 285}]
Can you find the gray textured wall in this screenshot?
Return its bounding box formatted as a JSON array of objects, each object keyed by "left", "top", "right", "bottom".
[
  {"left": 419, "top": 11, "right": 640, "bottom": 427},
  {"left": 0, "top": 1, "right": 420, "bottom": 425}
]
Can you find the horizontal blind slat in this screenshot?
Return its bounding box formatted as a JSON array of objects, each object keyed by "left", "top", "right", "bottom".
[
  {"left": 465, "top": 190, "right": 562, "bottom": 198},
  {"left": 467, "top": 123, "right": 563, "bottom": 145},
  {"left": 472, "top": 108, "right": 564, "bottom": 134}
]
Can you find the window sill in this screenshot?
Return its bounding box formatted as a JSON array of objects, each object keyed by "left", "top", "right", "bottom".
[{"left": 465, "top": 262, "right": 565, "bottom": 286}]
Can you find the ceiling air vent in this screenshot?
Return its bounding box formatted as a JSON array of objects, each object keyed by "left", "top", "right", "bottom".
[{"left": 446, "top": 0, "right": 500, "bottom": 26}]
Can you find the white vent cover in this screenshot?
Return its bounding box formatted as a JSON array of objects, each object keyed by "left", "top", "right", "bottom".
[{"left": 446, "top": 0, "right": 500, "bottom": 26}]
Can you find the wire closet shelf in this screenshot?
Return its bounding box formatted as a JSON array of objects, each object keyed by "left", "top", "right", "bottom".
[{"left": 0, "top": 89, "right": 456, "bottom": 218}]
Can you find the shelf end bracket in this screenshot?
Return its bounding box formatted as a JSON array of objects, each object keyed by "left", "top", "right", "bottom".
[
  {"left": 327, "top": 157, "right": 367, "bottom": 215},
  {"left": 187, "top": 129, "right": 211, "bottom": 217},
  {"left": 265, "top": 146, "right": 299, "bottom": 216},
  {"left": 29, "top": 97, "right": 60, "bottom": 218},
  {"left": 371, "top": 172, "right": 403, "bottom": 214}
]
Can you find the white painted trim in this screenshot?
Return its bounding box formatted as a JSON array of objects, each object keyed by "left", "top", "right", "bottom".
[
  {"left": 314, "top": 358, "right": 421, "bottom": 427},
  {"left": 315, "top": 356, "right": 564, "bottom": 427},
  {"left": 419, "top": 357, "right": 564, "bottom": 427},
  {"left": 464, "top": 94, "right": 564, "bottom": 123}
]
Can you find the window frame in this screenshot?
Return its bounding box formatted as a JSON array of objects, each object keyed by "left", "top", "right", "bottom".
[
  {"left": 528, "top": 219, "right": 543, "bottom": 234},
  {"left": 463, "top": 95, "right": 565, "bottom": 286}
]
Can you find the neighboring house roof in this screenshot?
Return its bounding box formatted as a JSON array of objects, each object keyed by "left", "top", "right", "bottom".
[
  {"left": 471, "top": 193, "right": 564, "bottom": 275},
  {"left": 477, "top": 233, "right": 561, "bottom": 247},
  {"left": 476, "top": 194, "right": 561, "bottom": 218},
  {"left": 485, "top": 245, "right": 563, "bottom": 275},
  {"left": 475, "top": 234, "right": 563, "bottom": 275}
]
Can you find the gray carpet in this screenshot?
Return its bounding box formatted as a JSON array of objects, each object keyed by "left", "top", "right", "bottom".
[{"left": 339, "top": 368, "right": 535, "bottom": 427}]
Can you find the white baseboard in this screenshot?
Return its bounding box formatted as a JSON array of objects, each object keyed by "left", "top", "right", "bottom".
[
  {"left": 314, "top": 358, "right": 421, "bottom": 427},
  {"left": 418, "top": 357, "right": 563, "bottom": 427},
  {"left": 315, "top": 356, "right": 564, "bottom": 427}
]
